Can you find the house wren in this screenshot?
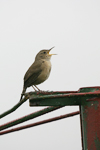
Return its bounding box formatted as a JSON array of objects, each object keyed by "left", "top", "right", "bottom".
[{"left": 20, "top": 47, "right": 55, "bottom": 101}]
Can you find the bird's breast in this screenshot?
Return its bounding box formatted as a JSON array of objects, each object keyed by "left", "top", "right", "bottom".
[{"left": 35, "top": 60, "right": 51, "bottom": 85}]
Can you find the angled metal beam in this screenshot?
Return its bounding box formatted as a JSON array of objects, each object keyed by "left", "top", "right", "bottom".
[
  {"left": 0, "top": 111, "right": 79, "bottom": 135},
  {"left": 0, "top": 106, "right": 63, "bottom": 131}
]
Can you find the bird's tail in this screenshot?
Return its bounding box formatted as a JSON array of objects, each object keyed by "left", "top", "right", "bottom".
[{"left": 20, "top": 87, "right": 26, "bottom": 102}]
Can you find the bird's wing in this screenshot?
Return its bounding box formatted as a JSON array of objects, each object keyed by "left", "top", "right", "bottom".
[{"left": 24, "top": 61, "right": 42, "bottom": 88}]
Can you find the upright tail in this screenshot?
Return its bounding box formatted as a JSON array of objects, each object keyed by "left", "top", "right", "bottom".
[{"left": 20, "top": 87, "right": 26, "bottom": 102}]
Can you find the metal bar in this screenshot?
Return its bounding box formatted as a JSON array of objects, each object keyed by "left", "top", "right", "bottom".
[
  {"left": 0, "top": 111, "right": 79, "bottom": 135},
  {"left": 0, "top": 95, "right": 29, "bottom": 119},
  {"left": 29, "top": 91, "right": 100, "bottom": 106},
  {"left": 0, "top": 90, "right": 77, "bottom": 119},
  {"left": 0, "top": 106, "right": 64, "bottom": 131},
  {"left": 80, "top": 97, "right": 100, "bottom": 150},
  {"left": 79, "top": 106, "right": 84, "bottom": 150}
]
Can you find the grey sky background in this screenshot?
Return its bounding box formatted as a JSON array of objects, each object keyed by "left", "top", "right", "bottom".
[{"left": 0, "top": 0, "right": 100, "bottom": 149}]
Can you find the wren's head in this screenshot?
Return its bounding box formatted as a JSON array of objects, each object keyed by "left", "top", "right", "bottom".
[{"left": 35, "top": 47, "right": 55, "bottom": 61}]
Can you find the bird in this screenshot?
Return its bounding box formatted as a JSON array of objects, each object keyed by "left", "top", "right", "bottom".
[{"left": 20, "top": 47, "right": 56, "bottom": 101}]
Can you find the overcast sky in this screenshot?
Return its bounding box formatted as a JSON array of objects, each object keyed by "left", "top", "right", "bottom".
[{"left": 0, "top": 0, "right": 100, "bottom": 149}]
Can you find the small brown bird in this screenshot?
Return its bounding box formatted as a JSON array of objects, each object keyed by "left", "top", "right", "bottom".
[{"left": 20, "top": 47, "right": 55, "bottom": 101}]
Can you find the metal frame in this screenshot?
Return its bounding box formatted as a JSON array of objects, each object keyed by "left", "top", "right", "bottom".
[
  {"left": 0, "top": 86, "right": 100, "bottom": 149},
  {"left": 29, "top": 86, "right": 100, "bottom": 150}
]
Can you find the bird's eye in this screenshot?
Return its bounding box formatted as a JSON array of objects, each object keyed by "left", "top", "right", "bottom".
[{"left": 43, "top": 52, "right": 46, "bottom": 54}]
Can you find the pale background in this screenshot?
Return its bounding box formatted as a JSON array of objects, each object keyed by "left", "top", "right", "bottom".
[{"left": 0, "top": 0, "right": 100, "bottom": 150}]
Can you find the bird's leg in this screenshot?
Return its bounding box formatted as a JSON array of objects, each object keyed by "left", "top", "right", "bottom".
[
  {"left": 34, "top": 85, "right": 41, "bottom": 91},
  {"left": 32, "top": 85, "right": 38, "bottom": 91},
  {"left": 32, "top": 85, "right": 46, "bottom": 93}
]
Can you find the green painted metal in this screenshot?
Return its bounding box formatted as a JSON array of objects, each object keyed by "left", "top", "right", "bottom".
[
  {"left": 29, "top": 87, "right": 100, "bottom": 106},
  {"left": 78, "top": 87, "right": 100, "bottom": 93},
  {"left": 29, "top": 86, "right": 100, "bottom": 150},
  {"left": 0, "top": 106, "right": 63, "bottom": 131},
  {"left": 0, "top": 95, "right": 28, "bottom": 119},
  {"left": 1, "top": 86, "right": 100, "bottom": 149},
  {"left": 0, "top": 111, "right": 79, "bottom": 135}
]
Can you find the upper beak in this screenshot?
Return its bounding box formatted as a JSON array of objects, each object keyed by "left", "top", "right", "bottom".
[{"left": 48, "top": 47, "right": 57, "bottom": 55}]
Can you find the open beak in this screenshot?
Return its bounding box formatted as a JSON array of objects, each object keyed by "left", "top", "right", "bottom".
[{"left": 48, "top": 47, "right": 57, "bottom": 56}]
